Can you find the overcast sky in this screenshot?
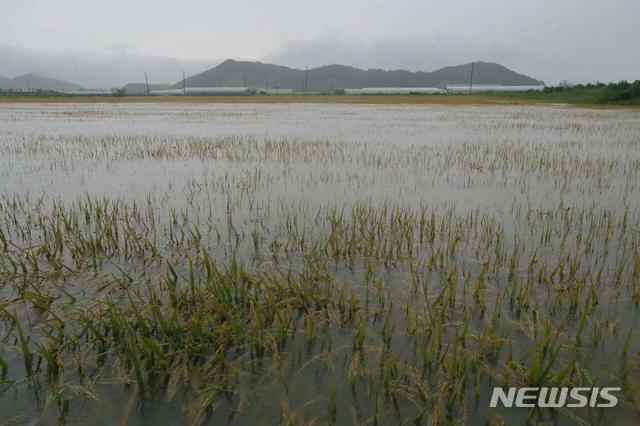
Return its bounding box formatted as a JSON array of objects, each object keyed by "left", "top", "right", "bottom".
[{"left": 1, "top": 0, "right": 638, "bottom": 87}]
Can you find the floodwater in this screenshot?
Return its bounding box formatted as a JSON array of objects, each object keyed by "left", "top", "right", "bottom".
[{"left": 0, "top": 102, "right": 639, "bottom": 425}]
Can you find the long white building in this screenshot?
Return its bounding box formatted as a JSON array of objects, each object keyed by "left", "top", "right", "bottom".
[
  {"left": 150, "top": 87, "right": 293, "bottom": 95},
  {"left": 345, "top": 87, "right": 445, "bottom": 95},
  {"left": 446, "top": 84, "right": 544, "bottom": 92}
]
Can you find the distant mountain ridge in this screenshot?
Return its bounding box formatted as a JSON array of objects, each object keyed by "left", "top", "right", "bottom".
[
  {"left": 174, "top": 60, "right": 543, "bottom": 91},
  {"left": 0, "top": 73, "right": 82, "bottom": 91},
  {"left": 1, "top": 62, "right": 544, "bottom": 93}
]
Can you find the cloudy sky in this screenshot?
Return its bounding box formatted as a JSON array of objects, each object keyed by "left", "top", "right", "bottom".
[{"left": 1, "top": 0, "right": 638, "bottom": 87}]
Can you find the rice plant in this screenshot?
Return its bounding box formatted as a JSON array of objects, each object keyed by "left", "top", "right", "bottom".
[{"left": 0, "top": 102, "right": 638, "bottom": 424}]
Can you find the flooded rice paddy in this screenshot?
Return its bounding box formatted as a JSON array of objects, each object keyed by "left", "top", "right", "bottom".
[{"left": 0, "top": 103, "right": 639, "bottom": 425}]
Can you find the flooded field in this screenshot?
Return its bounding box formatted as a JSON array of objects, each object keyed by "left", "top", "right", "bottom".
[{"left": 0, "top": 102, "right": 639, "bottom": 425}]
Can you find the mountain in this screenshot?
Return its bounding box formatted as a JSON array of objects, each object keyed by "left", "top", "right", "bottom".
[
  {"left": 429, "top": 62, "right": 541, "bottom": 86},
  {"left": 2, "top": 62, "right": 543, "bottom": 93},
  {"left": 175, "top": 60, "right": 301, "bottom": 89},
  {"left": 175, "top": 60, "right": 543, "bottom": 91},
  {"left": 122, "top": 82, "right": 172, "bottom": 94},
  {"left": 0, "top": 73, "right": 82, "bottom": 91}
]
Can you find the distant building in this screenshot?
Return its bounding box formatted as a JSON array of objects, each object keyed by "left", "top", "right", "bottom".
[
  {"left": 149, "top": 87, "right": 292, "bottom": 95},
  {"left": 65, "top": 90, "right": 113, "bottom": 95},
  {"left": 344, "top": 87, "right": 445, "bottom": 95},
  {"left": 446, "top": 84, "right": 545, "bottom": 92},
  {"left": 259, "top": 88, "right": 293, "bottom": 95},
  {"left": 0, "top": 88, "right": 41, "bottom": 92}
]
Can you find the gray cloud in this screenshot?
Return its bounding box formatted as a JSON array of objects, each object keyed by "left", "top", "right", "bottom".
[
  {"left": 0, "top": 44, "right": 216, "bottom": 88},
  {"left": 265, "top": 35, "right": 519, "bottom": 72},
  {"left": 1, "top": 0, "right": 638, "bottom": 87},
  {"left": 263, "top": 33, "right": 638, "bottom": 85}
]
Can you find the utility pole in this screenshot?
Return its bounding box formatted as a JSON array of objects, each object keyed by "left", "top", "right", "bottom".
[
  {"left": 182, "top": 71, "right": 186, "bottom": 96},
  {"left": 304, "top": 66, "right": 309, "bottom": 93},
  {"left": 145, "top": 72, "right": 150, "bottom": 94},
  {"left": 469, "top": 62, "right": 474, "bottom": 94},
  {"left": 243, "top": 76, "right": 247, "bottom": 94}
]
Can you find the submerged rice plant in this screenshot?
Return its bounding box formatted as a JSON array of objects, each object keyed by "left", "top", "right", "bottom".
[{"left": 0, "top": 103, "right": 639, "bottom": 424}]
